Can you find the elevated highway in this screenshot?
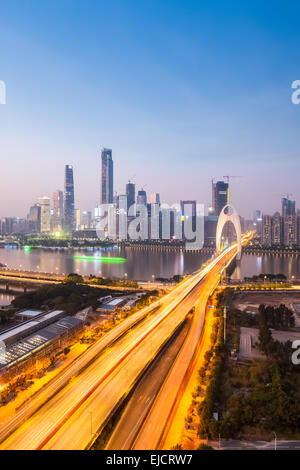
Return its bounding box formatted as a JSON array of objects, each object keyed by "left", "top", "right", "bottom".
[{"left": 0, "top": 234, "right": 252, "bottom": 450}]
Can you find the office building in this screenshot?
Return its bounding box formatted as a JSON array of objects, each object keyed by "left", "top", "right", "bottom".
[
  {"left": 27, "top": 204, "right": 41, "bottom": 234},
  {"left": 100, "top": 148, "right": 114, "bottom": 204},
  {"left": 64, "top": 165, "right": 75, "bottom": 233},
  {"left": 282, "top": 197, "right": 295, "bottom": 217},
  {"left": 212, "top": 180, "right": 229, "bottom": 215},
  {"left": 262, "top": 214, "right": 272, "bottom": 247},
  {"left": 38, "top": 197, "right": 51, "bottom": 233},
  {"left": 53, "top": 190, "right": 63, "bottom": 232},
  {"left": 272, "top": 211, "right": 282, "bottom": 245},
  {"left": 126, "top": 182, "right": 135, "bottom": 209},
  {"left": 150, "top": 193, "right": 160, "bottom": 205},
  {"left": 137, "top": 189, "right": 147, "bottom": 205}
]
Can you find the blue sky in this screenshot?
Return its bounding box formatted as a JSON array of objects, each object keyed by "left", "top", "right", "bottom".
[{"left": 0, "top": 0, "right": 300, "bottom": 218}]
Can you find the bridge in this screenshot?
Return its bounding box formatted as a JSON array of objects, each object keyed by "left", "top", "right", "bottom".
[{"left": 0, "top": 221, "right": 252, "bottom": 450}]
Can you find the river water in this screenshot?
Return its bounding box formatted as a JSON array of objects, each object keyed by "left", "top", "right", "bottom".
[{"left": 0, "top": 247, "right": 299, "bottom": 289}]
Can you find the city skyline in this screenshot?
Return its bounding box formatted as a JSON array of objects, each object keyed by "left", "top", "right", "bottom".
[{"left": 1, "top": 1, "right": 300, "bottom": 218}]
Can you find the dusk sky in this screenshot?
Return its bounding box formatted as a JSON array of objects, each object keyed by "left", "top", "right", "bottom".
[{"left": 0, "top": 0, "right": 300, "bottom": 219}]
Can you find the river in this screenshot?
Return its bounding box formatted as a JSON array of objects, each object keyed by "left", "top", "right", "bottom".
[{"left": 0, "top": 247, "right": 299, "bottom": 286}]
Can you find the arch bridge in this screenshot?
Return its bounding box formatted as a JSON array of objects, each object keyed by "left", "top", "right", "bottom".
[{"left": 216, "top": 204, "right": 242, "bottom": 260}]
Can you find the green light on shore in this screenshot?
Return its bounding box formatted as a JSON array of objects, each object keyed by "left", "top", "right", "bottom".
[
  {"left": 23, "top": 246, "right": 32, "bottom": 252},
  {"left": 73, "top": 255, "right": 127, "bottom": 264}
]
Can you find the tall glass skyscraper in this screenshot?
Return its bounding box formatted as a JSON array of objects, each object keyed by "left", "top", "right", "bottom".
[
  {"left": 53, "top": 190, "right": 64, "bottom": 231},
  {"left": 101, "top": 148, "right": 114, "bottom": 204},
  {"left": 212, "top": 180, "right": 229, "bottom": 215},
  {"left": 126, "top": 182, "right": 135, "bottom": 209},
  {"left": 64, "top": 165, "right": 75, "bottom": 233}
]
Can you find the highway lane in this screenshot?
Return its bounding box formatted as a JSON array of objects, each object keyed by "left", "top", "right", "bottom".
[
  {"left": 132, "top": 237, "right": 252, "bottom": 450},
  {"left": 106, "top": 316, "right": 193, "bottom": 450}
]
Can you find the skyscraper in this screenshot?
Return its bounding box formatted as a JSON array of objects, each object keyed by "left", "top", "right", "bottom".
[
  {"left": 262, "top": 214, "right": 272, "bottom": 247},
  {"left": 137, "top": 189, "right": 147, "bottom": 205},
  {"left": 100, "top": 148, "right": 114, "bottom": 204},
  {"left": 38, "top": 197, "right": 51, "bottom": 233},
  {"left": 27, "top": 204, "right": 41, "bottom": 233},
  {"left": 272, "top": 211, "right": 282, "bottom": 245},
  {"left": 150, "top": 193, "right": 160, "bottom": 205},
  {"left": 212, "top": 181, "right": 229, "bottom": 215},
  {"left": 126, "top": 182, "right": 135, "bottom": 209},
  {"left": 282, "top": 197, "right": 296, "bottom": 246},
  {"left": 53, "top": 190, "right": 63, "bottom": 232},
  {"left": 64, "top": 165, "right": 75, "bottom": 234},
  {"left": 282, "top": 197, "right": 295, "bottom": 217}
]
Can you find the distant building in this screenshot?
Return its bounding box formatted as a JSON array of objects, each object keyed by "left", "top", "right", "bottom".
[
  {"left": 75, "top": 209, "right": 81, "bottom": 231},
  {"left": 137, "top": 189, "right": 147, "bottom": 206},
  {"left": 64, "top": 165, "right": 75, "bottom": 234},
  {"left": 100, "top": 148, "right": 114, "bottom": 204},
  {"left": 283, "top": 215, "right": 297, "bottom": 246},
  {"left": 272, "top": 211, "right": 282, "bottom": 245},
  {"left": 53, "top": 190, "right": 63, "bottom": 232},
  {"left": 282, "top": 197, "right": 295, "bottom": 217},
  {"left": 212, "top": 181, "right": 228, "bottom": 215},
  {"left": 253, "top": 209, "right": 262, "bottom": 236},
  {"left": 150, "top": 193, "right": 160, "bottom": 205},
  {"left": 262, "top": 214, "right": 272, "bottom": 247},
  {"left": 81, "top": 211, "right": 92, "bottom": 229},
  {"left": 0, "top": 218, "right": 17, "bottom": 235},
  {"left": 126, "top": 182, "right": 135, "bottom": 210},
  {"left": 27, "top": 204, "right": 41, "bottom": 234},
  {"left": 204, "top": 215, "right": 218, "bottom": 246},
  {"left": 38, "top": 197, "right": 51, "bottom": 233}
]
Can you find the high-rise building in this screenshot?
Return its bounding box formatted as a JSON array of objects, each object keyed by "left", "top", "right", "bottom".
[
  {"left": 283, "top": 215, "right": 297, "bottom": 246},
  {"left": 81, "top": 211, "right": 92, "bottom": 229},
  {"left": 282, "top": 197, "right": 295, "bottom": 217},
  {"left": 27, "top": 204, "right": 41, "bottom": 233},
  {"left": 262, "top": 214, "right": 272, "bottom": 247},
  {"left": 100, "top": 148, "right": 113, "bottom": 204},
  {"left": 64, "top": 165, "right": 75, "bottom": 233},
  {"left": 212, "top": 181, "right": 229, "bottom": 215},
  {"left": 126, "top": 182, "right": 135, "bottom": 209},
  {"left": 0, "top": 218, "right": 15, "bottom": 235},
  {"left": 253, "top": 209, "right": 262, "bottom": 235},
  {"left": 38, "top": 197, "right": 51, "bottom": 233},
  {"left": 75, "top": 209, "right": 81, "bottom": 230},
  {"left": 282, "top": 197, "right": 296, "bottom": 246},
  {"left": 272, "top": 211, "right": 282, "bottom": 245},
  {"left": 150, "top": 193, "right": 160, "bottom": 205},
  {"left": 137, "top": 189, "right": 147, "bottom": 205},
  {"left": 53, "top": 190, "right": 63, "bottom": 232}
]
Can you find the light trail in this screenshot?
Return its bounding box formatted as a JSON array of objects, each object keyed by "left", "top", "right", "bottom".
[{"left": 0, "top": 235, "right": 252, "bottom": 450}]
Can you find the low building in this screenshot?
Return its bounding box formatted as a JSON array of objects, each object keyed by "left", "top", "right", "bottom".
[
  {"left": 0, "top": 316, "right": 83, "bottom": 374},
  {"left": 0, "top": 310, "right": 65, "bottom": 346}
]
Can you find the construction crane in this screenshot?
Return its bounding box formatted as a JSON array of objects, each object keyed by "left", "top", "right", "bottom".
[
  {"left": 222, "top": 176, "right": 243, "bottom": 204},
  {"left": 222, "top": 175, "right": 243, "bottom": 184},
  {"left": 127, "top": 174, "right": 136, "bottom": 184}
]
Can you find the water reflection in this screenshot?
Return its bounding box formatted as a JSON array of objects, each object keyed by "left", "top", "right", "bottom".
[{"left": 0, "top": 247, "right": 211, "bottom": 281}]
